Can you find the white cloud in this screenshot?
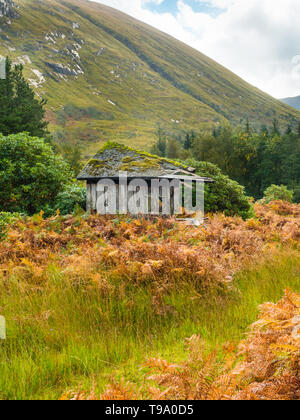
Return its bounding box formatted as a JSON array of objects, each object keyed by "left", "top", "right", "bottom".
[{"left": 91, "top": 0, "right": 300, "bottom": 98}]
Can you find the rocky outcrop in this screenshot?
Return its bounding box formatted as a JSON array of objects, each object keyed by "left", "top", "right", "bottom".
[
  {"left": 0, "top": 0, "right": 18, "bottom": 18},
  {"left": 45, "top": 61, "right": 83, "bottom": 76},
  {"left": 45, "top": 62, "right": 76, "bottom": 75}
]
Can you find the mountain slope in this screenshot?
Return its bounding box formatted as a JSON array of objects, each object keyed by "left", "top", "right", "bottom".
[
  {"left": 281, "top": 95, "right": 300, "bottom": 110},
  {"left": 1, "top": 0, "right": 300, "bottom": 157}
]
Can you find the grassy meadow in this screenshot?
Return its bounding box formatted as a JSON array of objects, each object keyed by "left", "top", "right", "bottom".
[{"left": 0, "top": 201, "right": 299, "bottom": 400}]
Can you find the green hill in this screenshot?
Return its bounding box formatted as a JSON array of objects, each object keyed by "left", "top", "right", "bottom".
[
  {"left": 281, "top": 95, "right": 300, "bottom": 110},
  {"left": 1, "top": 0, "right": 300, "bottom": 158}
]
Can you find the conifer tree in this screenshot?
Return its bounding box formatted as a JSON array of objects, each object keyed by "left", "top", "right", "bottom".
[
  {"left": 0, "top": 57, "right": 48, "bottom": 137},
  {"left": 156, "top": 126, "right": 167, "bottom": 157}
]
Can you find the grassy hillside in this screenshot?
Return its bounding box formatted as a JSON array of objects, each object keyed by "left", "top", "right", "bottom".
[
  {"left": 1, "top": 0, "right": 300, "bottom": 158},
  {"left": 281, "top": 95, "right": 300, "bottom": 110},
  {"left": 0, "top": 201, "right": 299, "bottom": 399}
]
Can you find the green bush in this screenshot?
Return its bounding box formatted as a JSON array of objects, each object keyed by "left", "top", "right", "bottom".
[
  {"left": 263, "top": 184, "right": 294, "bottom": 204},
  {"left": 0, "top": 133, "right": 72, "bottom": 215},
  {"left": 184, "top": 159, "right": 253, "bottom": 219},
  {"left": 53, "top": 183, "right": 86, "bottom": 215}
]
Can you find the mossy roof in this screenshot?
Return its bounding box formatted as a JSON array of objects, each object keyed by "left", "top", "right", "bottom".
[{"left": 77, "top": 142, "right": 210, "bottom": 180}]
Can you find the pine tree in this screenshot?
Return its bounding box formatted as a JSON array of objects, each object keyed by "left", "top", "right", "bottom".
[
  {"left": 245, "top": 118, "right": 251, "bottom": 135},
  {"left": 156, "top": 126, "right": 167, "bottom": 157},
  {"left": 184, "top": 133, "right": 191, "bottom": 150},
  {"left": 0, "top": 57, "right": 48, "bottom": 137},
  {"left": 184, "top": 130, "right": 196, "bottom": 150}
]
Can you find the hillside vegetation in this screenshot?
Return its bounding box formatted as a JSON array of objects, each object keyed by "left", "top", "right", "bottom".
[
  {"left": 0, "top": 201, "right": 299, "bottom": 400},
  {"left": 151, "top": 122, "right": 300, "bottom": 202},
  {"left": 1, "top": 0, "right": 300, "bottom": 157}
]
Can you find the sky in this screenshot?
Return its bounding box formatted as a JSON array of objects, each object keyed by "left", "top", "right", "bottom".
[{"left": 90, "top": 0, "right": 300, "bottom": 99}]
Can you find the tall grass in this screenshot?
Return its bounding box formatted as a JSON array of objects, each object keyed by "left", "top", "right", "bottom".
[
  {"left": 0, "top": 202, "right": 299, "bottom": 399},
  {"left": 0, "top": 248, "right": 299, "bottom": 400}
]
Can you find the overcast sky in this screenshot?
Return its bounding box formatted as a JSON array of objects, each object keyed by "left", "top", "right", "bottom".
[{"left": 91, "top": 0, "right": 300, "bottom": 99}]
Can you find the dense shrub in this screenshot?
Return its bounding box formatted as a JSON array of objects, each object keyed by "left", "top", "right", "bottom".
[
  {"left": 54, "top": 183, "right": 86, "bottom": 215},
  {"left": 184, "top": 159, "right": 253, "bottom": 219},
  {"left": 0, "top": 133, "right": 72, "bottom": 214},
  {"left": 263, "top": 184, "right": 294, "bottom": 203}
]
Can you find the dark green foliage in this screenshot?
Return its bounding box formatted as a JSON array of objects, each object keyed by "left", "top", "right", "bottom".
[
  {"left": 184, "top": 159, "right": 253, "bottom": 219},
  {"left": 152, "top": 121, "right": 300, "bottom": 202},
  {"left": 53, "top": 183, "right": 86, "bottom": 215},
  {"left": 151, "top": 126, "right": 167, "bottom": 157},
  {"left": 294, "top": 186, "right": 300, "bottom": 203},
  {"left": 0, "top": 133, "right": 72, "bottom": 214},
  {"left": 184, "top": 131, "right": 195, "bottom": 150},
  {"left": 0, "top": 57, "right": 48, "bottom": 137}
]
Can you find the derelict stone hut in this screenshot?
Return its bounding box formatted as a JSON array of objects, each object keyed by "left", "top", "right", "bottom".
[{"left": 77, "top": 142, "right": 213, "bottom": 216}]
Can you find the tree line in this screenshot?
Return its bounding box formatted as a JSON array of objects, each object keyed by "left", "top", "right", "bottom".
[{"left": 151, "top": 121, "right": 300, "bottom": 202}]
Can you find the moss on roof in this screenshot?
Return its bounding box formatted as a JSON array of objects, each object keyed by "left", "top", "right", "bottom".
[
  {"left": 78, "top": 141, "right": 191, "bottom": 179},
  {"left": 98, "top": 141, "right": 189, "bottom": 169}
]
